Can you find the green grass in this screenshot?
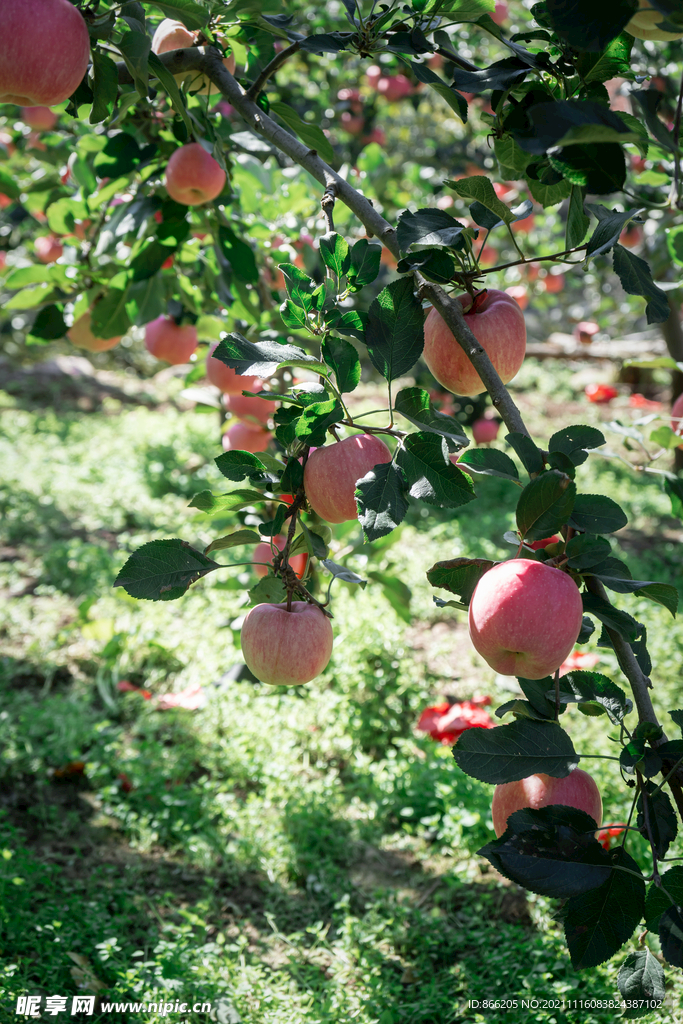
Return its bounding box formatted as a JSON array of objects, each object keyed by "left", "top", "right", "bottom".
[{"left": 1, "top": 363, "right": 683, "bottom": 1022}]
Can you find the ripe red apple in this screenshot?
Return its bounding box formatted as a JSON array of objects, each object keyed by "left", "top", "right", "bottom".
[
  {"left": 206, "top": 341, "right": 259, "bottom": 394},
  {"left": 491, "top": 1, "right": 509, "bottom": 25},
  {"left": 377, "top": 74, "right": 413, "bottom": 102},
  {"left": 512, "top": 214, "right": 535, "bottom": 235},
  {"left": 303, "top": 434, "right": 392, "bottom": 523},
  {"left": 241, "top": 601, "right": 334, "bottom": 685},
  {"left": 574, "top": 321, "right": 599, "bottom": 345},
  {"left": 224, "top": 382, "right": 272, "bottom": 425},
  {"left": 468, "top": 558, "right": 584, "bottom": 679},
  {"left": 492, "top": 769, "right": 603, "bottom": 837},
  {"left": 164, "top": 144, "right": 226, "bottom": 206},
  {"left": 620, "top": 225, "right": 642, "bottom": 248},
  {"left": 505, "top": 285, "right": 529, "bottom": 310},
  {"left": 21, "top": 106, "right": 57, "bottom": 131},
  {"left": 144, "top": 316, "right": 198, "bottom": 365},
  {"left": 671, "top": 392, "right": 683, "bottom": 446},
  {"left": 252, "top": 534, "right": 308, "bottom": 580},
  {"left": 472, "top": 417, "right": 499, "bottom": 444},
  {"left": 67, "top": 311, "right": 122, "bottom": 352},
  {"left": 423, "top": 288, "right": 527, "bottom": 397},
  {"left": 222, "top": 421, "right": 272, "bottom": 453},
  {"left": 528, "top": 535, "right": 561, "bottom": 550},
  {"left": 542, "top": 272, "right": 565, "bottom": 294},
  {"left": 151, "top": 19, "right": 236, "bottom": 92},
  {"left": 0, "top": 251, "right": 6, "bottom": 271},
  {"left": 0, "top": 195, "right": 12, "bottom": 209},
  {"left": 0, "top": 0, "right": 91, "bottom": 106},
  {"left": 34, "top": 235, "right": 63, "bottom": 264}
]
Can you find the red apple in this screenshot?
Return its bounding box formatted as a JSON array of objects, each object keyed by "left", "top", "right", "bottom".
[
  {"left": 164, "top": 144, "right": 226, "bottom": 206},
  {"left": 206, "top": 341, "right": 259, "bottom": 394},
  {"left": 152, "top": 19, "right": 236, "bottom": 92},
  {"left": 224, "top": 382, "right": 272, "bottom": 425},
  {"left": 574, "top": 321, "right": 599, "bottom": 344},
  {"left": 0, "top": 194, "right": 13, "bottom": 209},
  {"left": 671, "top": 392, "right": 683, "bottom": 445},
  {"left": 423, "top": 288, "right": 527, "bottom": 397},
  {"left": 436, "top": 194, "right": 455, "bottom": 210},
  {"left": 144, "top": 316, "right": 198, "bottom": 365},
  {"left": 492, "top": 769, "right": 603, "bottom": 837},
  {"left": 528, "top": 535, "right": 561, "bottom": 550},
  {"left": 340, "top": 111, "right": 365, "bottom": 135},
  {"left": 34, "top": 235, "right": 63, "bottom": 264},
  {"left": 491, "top": 0, "right": 509, "bottom": 25},
  {"left": 596, "top": 823, "right": 628, "bottom": 850},
  {"left": 468, "top": 558, "right": 584, "bottom": 679},
  {"left": 0, "top": 251, "right": 6, "bottom": 271},
  {"left": 512, "top": 214, "right": 535, "bottom": 234},
  {"left": 303, "top": 433, "right": 392, "bottom": 523},
  {"left": 377, "top": 75, "right": 413, "bottom": 102},
  {"left": 585, "top": 383, "right": 618, "bottom": 404},
  {"left": 222, "top": 421, "right": 272, "bottom": 453},
  {"left": 21, "top": 106, "right": 57, "bottom": 131},
  {"left": 241, "top": 601, "right": 334, "bottom": 685},
  {"left": 620, "top": 225, "right": 642, "bottom": 248},
  {"left": 0, "top": 0, "right": 91, "bottom": 107},
  {"left": 505, "top": 285, "right": 529, "bottom": 310},
  {"left": 472, "top": 417, "right": 499, "bottom": 444},
  {"left": 67, "top": 311, "right": 122, "bottom": 352},
  {"left": 252, "top": 534, "right": 308, "bottom": 580},
  {"left": 542, "top": 272, "right": 565, "bottom": 294}
]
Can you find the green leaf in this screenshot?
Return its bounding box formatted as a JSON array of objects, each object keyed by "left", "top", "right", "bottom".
[
  {"left": 396, "top": 431, "right": 476, "bottom": 508},
  {"left": 549, "top": 142, "right": 626, "bottom": 196},
  {"left": 566, "top": 534, "right": 612, "bottom": 570},
  {"left": 269, "top": 100, "right": 334, "bottom": 163},
  {"left": 660, "top": 905, "right": 683, "bottom": 969},
  {"left": 552, "top": 670, "right": 632, "bottom": 724},
  {"left": 612, "top": 244, "right": 670, "bottom": 325},
  {"left": 294, "top": 398, "right": 344, "bottom": 446},
  {"left": 644, "top": 866, "right": 683, "bottom": 932},
  {"left": 280, "top": 299, "right": 308, "bottom": 330},
  {"left": 566, "top": 185, "right": 590, "bottom": 249},
  {"left": 582, "top": 592, "right": 640, "bottom": 642},
  {"left": 321, "top": 335, "right": 361, "bottom": 393},
  {"left": 452, "top": 718, "right": 579, "bottom": 784},
  {"left": 204, "top": 529, "right": 261, "bottom": 557},
  {"left": 114, "top": 539, "right": 219, "bottom": 601},
  {"left": 279, "top": 262, "right": 315, "bottom": 311},
  {"left": 5, "top": 284, "right": 54, "bottom": 310},
  {"left": 637, "top": 782, "right": 677, "bottom": 860},
  {"left": 665, "top": 476, "right": 683, "bottom": 521},
  {"left": 666, "top": 224, "right": 683, "bottom": 267},
  {"left": 249, "top": 575, "right": 287, "bottom": 606},
  {"left": 348, "top": 238, "right": 381, "bottom": 289},
  {"left": 355, "top": 462, "right": 410, "bottom": 542},
  {"left": 130, "top": 240, "right": 176, "bottom": 281},
  {"left": 28, "top": 304, "right": 67, "bottom": 343},
  {"left": 650, "top": 424, "right": 682, "bottom": 450},
  {"left": 4, "top": 265, "right": 53, "bottom": 289},
  {"left": 576, "top": 33, "right": 633, "bottom": 83},
  {"left": 516, "top": 471, "right": 576, "bottom": 542},
  {"left": 125, "top": 274, "right": 166, "bottom": 326},
  {"left": 90, "top": 287, "right": 132, "bottom": 339},
  {"left": 544, "top": 0, "right": 637, "bottom": 52},
  {"left": 564, "top": 845, "right": 645, "bottom": 970},
  {"left": 617, "top": 950, "right": 666, "bottom": 1018},
  {"left": 426, "top": 556, "right": 496, "bottom": 607},
  {"left": 150, "top": 0, "right": 209, "bottom": 30},
  {"left": 188, "top": 488, "right": 266, "bottom": 514},
  {"left": 46, "top": 197, "right": 89, "bottom": 236},
  {"left": 444, "top": 175, "right": 515, "bottom": 226},
  {"left": 585, "top": 203, "right": 636, "bottom": 259},
  {"left": 90, "top": 49, "right": 120, "bottom": 123},
  {"left": 218, "top": 226, "right": 258, "bottom": 284},
  {"left": 396, "top": 208, "right": 467, "bottom": 251},
  {"left": 214, "top": 450, "right": 272, "bottom": 483},
  {"left": 319, "top": 232, "right": 350, "bottom": 279},
  {"left": 569, "top": 493, "right": 628, "bottom": 533},
  {"left": 408, "top": 61, "right": 467, "bottom": 122},
  {"left": 495, "top": 136, "right": 531, "bottom": 178},
  {"left": 526, "top": 174, "right": 572, "bottom": 208},
  {"left": 394, "top": 387, "right": 469, "bottom": 445},
  {"left": 367, "top": 570, "right": 412, "bottom": 623},
  {"left": 548, "top": 424, "right": 605, "bottom": 465},
  {"left": 148, "top": 51, "right": 193, "bottom": 137},
  {"left": 330, "top": 308, "right": 367, "bottom": 342},
  {"left": 396, "top": 247, "right": 458, "bottom": 284},
  {"left": 505, "top": 432, "right": 544, "bottom": 475},
  {"left": 213, "top": 334, "right": 319, "bottom": 377},
  {"left": 365, "top": 278, "right": 424, "bottom": 382},
  {"left": 117, "top": 29, "right": 151, "bottom": 98}
]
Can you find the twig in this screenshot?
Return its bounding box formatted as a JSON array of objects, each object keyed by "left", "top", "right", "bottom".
[
  {"left": 477, "top": 244, "right": 589, "bottom": 276},
  {"left": 321, "top": 182, "right": 337, "bottom": 233},
  {"left": 246, "top": 41, "right": 302, "bottom": 99}
]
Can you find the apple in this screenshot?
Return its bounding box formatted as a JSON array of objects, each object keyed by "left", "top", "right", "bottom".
[
  {"left": 596, "top": 823, "right": 628, "bottom": 850},
  {"left": 512, "top": 214, "right": 535, "bottom": 234},
  {"left": 222, "top": 421, "right": 272, "bottom": 453},
  {"left": 0, "top": 131, "right": 16, "bottom": 156},
  {"left": 206, "top": 341, "right": 260, "bottom": 394},
  {"left": 620, "top": 225, "right": 642, "bottom": 248},
  {"left": 468, "top": 558, "right": 584, "bottom": 679},
  {"left": 340, "top": 111, "right": 365, "bottom": 135},
  {"left": 164, "top": 144, "right": 226, "bottom": 206},
  {"left": 0, "top": 0, "right": 91, "bottom": 107},
  {"left": 585, "top": 383, "right": 618, "bottom": 404},
  {"left": 34, "top": 235, "right": 63, "bottom": 263},
  {"left": 491, "top": 769, "right": 603, "bottom": 837},
  {"left": 542, "top": 272, "right": 565, "bottom": 294},
  {"left": 241, "top": 601, "right": 334, "bottom": 685},
  {"left": 0, "top": 251, "right": 6, "bottom": 271},
  {"left": 671, "top": 392, "right": 683, "bottom": 445},
  {"left": 151, "top": 19, "right": 237, "bottom": 92},
  {"left": 224, "top": 382, "right": 272, "bottom": 425},
  {"left": 0, "top": 194, "right": 13, "bottom": 209},
  {"left": 423, "top": 288, "right": 527, "bottom": 397},
  {"left": 67, "top": 311, "right": 122, "bottom": 352},
  {"left": 626, "top": 0, "right": 683, "bottom": 40},
  {"left": 365, "top": 65, "right": 382, "bottom": 88},
  {"left": 528, "top": 535, "right": 561, "bottom": 550},
  {"left": 252, "top": 534, "right": 308, "bottom": 580},
  {"left": 303, "top": 433, "right": 392, "bottom": 523},
  {"left": 144, "top": 315, "right": 198, "bottom": 365},
  {"left": 574, "top": 321, "right": 599, "bottom": 345},
  {"left": 21, "top": 106, "right": 57, "bottom": 131},
  {"left": 436, "top": 194, "right": 455, "bottom": 210},
  {"left": 505, "top": 285, "right": 529, "bottom": 310},
  {"left": 491, "top": 1, "right": 509, "bottom": 25},
  {"left": 472, "top": 417, "right": 499, "bottom": 444},
  {"left": 377, "top": 75, "right": 413, "bottom": 102}
]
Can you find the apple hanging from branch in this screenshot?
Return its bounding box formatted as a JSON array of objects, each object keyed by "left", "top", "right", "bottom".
[
  {"left": 241, "top": 602, "right": 334, "bottom": 685},
  {"left": 303, "top": 434, "right": 392, "bottom": 523},
  {"left": 492, "top": 769, "right": 603, "bottom": 837}
]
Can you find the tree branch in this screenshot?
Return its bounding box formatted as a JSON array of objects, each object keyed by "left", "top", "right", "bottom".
[{"left": 247, "top": 41, "right": 302, "bottom": 99}]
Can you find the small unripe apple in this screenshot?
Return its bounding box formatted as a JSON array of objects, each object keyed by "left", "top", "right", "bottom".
[
  {"left": 21, "top": 106, "right": 57, "bottom": 131},
  {"left": 222, "top": 421, "right": 272, "bottom": 453},
  {"left": 252, "top": 534, "right": 308, "bottom": 580},
  {"left": 0, "top": 0, "right": 91, "bottom": 107},
  {"left": 671, "top": 392, "right": 683, "bottom": 447},
  {"left": 492, "top": 769, "right": 603, "bottom": 837},
  {"left": 626, "top": 0, "right": 683, "bottom": 40},
  {"left": 34, "top": 235, "right": 63, "bottom": 264},
  {"left": 164, "top": 144, "right": 226, "bottom": 206},
  {"left": 144, "top": 316, "right": 198, "bottom": 365},
  {"left": 241, "top": 601, "right": 334, "bottom": 685},
  {"left": 303, "top": 434, "right": 392, "bottom": 523},
  {"left": 224, "top": 382, "right": 272, "bottom": 425},
  {"left": 423, "top": 288, "right": 527, "bottom": 397},
  {"left": 472, "top": 418, "right": 499, "bottom": 444},
  {"left": 468, "top": 558, "right": 583, "bottom": 679},
  {"left": 67, "top": 311, "right": 122, "bottom": 352},
  {"left": 206, "top": 341, "right": 259, "bottom": 394}
]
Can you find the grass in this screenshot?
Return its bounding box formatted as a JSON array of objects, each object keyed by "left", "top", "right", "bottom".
[{"left": 1, "top": 360, "right": 683, "bottom": 1023}]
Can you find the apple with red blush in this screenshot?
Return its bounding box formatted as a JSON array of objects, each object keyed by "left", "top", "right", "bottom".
[
  {"left": 21, "top": 106, "right": 57, "bottom": 131},
  {"left": 252, "top": 534, "right": 308, "bottom": 580},
  {"left": 165, "top": 144, "right": 226, "bottom": 206},
  {"left": 303, "top": 434, "right": 392, "bottom": 523},
  {"left": 222, "top": 421, "right": 272, "bottom": 454},
  {"left": 67, "top": 311, "right": 122, "bottom": 352},
  {"left": 241, "top": 601, "right": 334, "bottom": 685},
  {"left": 671, "top": 392, "right": 683, "bottom": 446},
  {"left": 144, "top": 315, "right": 198, "bottom": 365},
  {"left": 224, "top": 383, "right": 272, "bottom": 426},
  {"left": 472, "top": 418, "right": 499, "bottom": 444},
  {"left": 574, "top": 321, "right": 599, "bottom": 345},
  {"left": 206, "top": 342, "right": 259, "bottom": 394},
  {"left": 34, "top": 235, "right": 63, "bottom": 264},
  {"left": 492, "top": 769, "right": 603, "bottom": 837}
]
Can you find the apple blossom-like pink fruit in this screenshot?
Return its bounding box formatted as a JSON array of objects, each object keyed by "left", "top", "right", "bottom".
[
  {"left": 222, "top": 421, "right": 272, "bottom": 454},
  {"left": 0, "top": 0, "right": 91, "bottom": 107},
  {"left": 303, "top": 434, "right": 392, "bottom": 523},
  {"left": 21, "top": 106, "right": 57, "bottom": 131},
  {"left": 468, "top": 558, "right": 584, "bottom": 679},
  {"left": 164, "top": 144, "right": 226, "bottom": 206},
  {"left": 241, "top": 601, "right": 334, "bottom": 685},
  {"left": 144, "top": 316, "right": 198, "bottom": 365},
  {"left": 492, "top": 769, "right": 603, "bottom": 837},
  {"left": 67, "top": 311, "right": 122, "bottom": 352},
  {"left": 423, "top": 288, "right": 527, "bottom": 396}
]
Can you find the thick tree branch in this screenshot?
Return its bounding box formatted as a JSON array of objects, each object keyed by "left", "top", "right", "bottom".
[{"left": 247, "top": 41, "right": 302, "bottom": 99}]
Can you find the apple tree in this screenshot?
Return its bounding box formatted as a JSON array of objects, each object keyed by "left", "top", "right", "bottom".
[{"left": 2, "top": 0, "right": 683, "bottom": 1005}]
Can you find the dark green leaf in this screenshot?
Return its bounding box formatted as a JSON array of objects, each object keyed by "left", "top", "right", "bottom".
[
  {"left": 516, "top": 471, "right": 576, "bottom": 541},
  {"left": 355, "top": 462, "right": 410, "bottom": 542},
  {"left": 90, "top": 288, "right": 132, "bottom": 340},
  {"left": 214, "top": 450, "right": 271, "bottom": 482},
  {"left": 664, "top": 476, "right": 683, "bottom": 521},
  {"left": 396, "top": 432, "right": 476, "bottom": 508},
  {"left": 188, "top": 488, "right": 266, "bottom": 514},
  {"left": 249, "top": 575, "right": 287, "bottom": 606},
  {"left": 409, "top": 61, "right": 468, "bottom": 121},
  {"left": 114, "top": 539, "right": 219, "bottom": 601},
  {"left": 450, "top": 55, "right": 529, "bottom": 95},
  {"left": 566, "top": 534, "right": 612, "bottom": 570},
  {"left": 637, "top": 782, "right": 677, "bottom": 860},
  {"left": 644, "top": 866, "right": 683, "bottom": 932},
  {"left": 394, "top": 387, "right": 469, "bottom": 445},
  {"left": 280, "top": 300, "right": 308, "bottom": 330},
  {"left": 566, "top": 186, "right": 590, "bottom": 249},
  {"left": 396, "top": 208, "right": 467, "bottom": 251},
  {"left": 569, "top": 493, "right": 628, "bottom": 533},
  {"left": 548, "top": 424, "right": 605, "bottom": 465},
  {"left": 117, "top": 29, "right": 151, "bottom": 97},
  {"left": 294, "top": 398, "right": 344, "bottom": 446},
  {"left": 148, "top": 51, "right": 193, "bottom": 136},
  {"left": 632, "top": 89, "right": 676, "bottom": 153},
  {"left": 612, "top": 244, "right": 670, "bottom": 325},
  {"left": 585, "top": 203, "right": 637, "bottom": 258},
  {"left": 426, "top": 557, "right": 496, "bottom": 607},
  {"left": 299, "top": 521, "right": 328, "bottom": 560},
  {"left": 90, "top": 49, "right": 120, "bottom": 123},
  {"left": 125, "top": 274, "right": 166, "bottom": 326},
  {"left": 452, "top": 719, "right": 578, "bottom": 784},
  {"left": 396, "top": 248, "right": 457, "bottom": 284},
  {"left": 205, "top": 529, "right": 261, "bottom": 556},
  {"left": 365, "top": 278, "right": 424, "bottom": 382},
  {"left": 218, "top": 226, "right": 258, "bottom": 284},
  {"left": 298, "top": 32, "right": 354, "bottom": 53},
  {"left": 151, "top": 0, "right": 209, "bottom": 30},
  {"left": 553, "top": 670, "right": 632, "bottom": 724},
  {"left": 130, "top": 240, "right": 176, "bottom": 281},
  {"left": 544, "top": 0, "right": 638, "bottom": 51},
  {"left": 348, "top": 238, "right": 381, "bottom": 289},
  {"left": 213, "top": 334, "right": 319, "bottom": 377},
  {"left": 565, "top": 845, "right": 645, "bottom": 969},
  {"left": 505, "top": 432, "right": 544, "bottom": 475},
  {"left": 550, "top": 142, "right": 626, "bottom": 195},
  {"left": 445, "top": 175, "right": 515, "bottom": 226},
  {"left": 319, "top": 232, "right": 350, "bottom": 279},
  {"left": 457, "top": 448, "right": 520, "bottom": 481},
  {"left": 321, "top": 335, "right": 361, "bottom": 393},
  {"left": 617, "top": 950, "right": 666, "bottom": 1018},
  {"left": 670, "top": 709, "right": 683, "bottom": 734},
  {"left": 582, "top": 592, "right": 639, "bottom": 642},
  {"left": 660, "top": 905, "right": 683, "bottom": 969},
  {"left": 28, "top": 305, "right": 66, "bottom": 342},
  {"left": 269, "top": 100, "right": 334, "bottom": 163},
  {"left": 496, "top": 698, "right": 552, "bottom": 722}
]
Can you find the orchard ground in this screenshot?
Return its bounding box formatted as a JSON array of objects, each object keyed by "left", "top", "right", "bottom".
[{"left": 1, "top": 357, "right": 683, "bottom": 1023}]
